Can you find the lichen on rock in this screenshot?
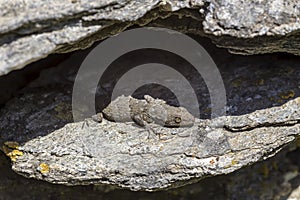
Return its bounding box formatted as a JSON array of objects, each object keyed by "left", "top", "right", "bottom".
[{"left": 10, "top": 97, "right": 300, "bottom": 191}]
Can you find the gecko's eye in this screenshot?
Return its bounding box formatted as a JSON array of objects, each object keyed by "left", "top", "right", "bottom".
[{"left": 174, "top": 117, "right": 181, "bottom": 124}]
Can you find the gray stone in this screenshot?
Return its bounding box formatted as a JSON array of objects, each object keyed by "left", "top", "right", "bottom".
[
  {"left": 9, "top": 97, "right": 299, "bottom": 191},
  {"left": 0, "top": 33, "right": 299, "bottom": 195},
  {"left": 288, "top": 185, "right": 300, "bottom": 200},
  {"left": 1, "top": 0, "right": 300, "bottom": 76},
  {"left": 1, "top": 46, "right": 299, "bottom": 149}
]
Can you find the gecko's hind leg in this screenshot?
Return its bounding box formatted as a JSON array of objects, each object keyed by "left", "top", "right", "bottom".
[
  {"left": 144, "top": 124, "right": 158, "bottom": 139},
  {"left": 132, "top": 114, "right": 155, "bottom": 139}
]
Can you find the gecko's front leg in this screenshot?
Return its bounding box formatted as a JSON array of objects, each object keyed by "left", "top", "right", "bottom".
[{"left": 132, "top": 113, "right": 158, "bottom": 138}]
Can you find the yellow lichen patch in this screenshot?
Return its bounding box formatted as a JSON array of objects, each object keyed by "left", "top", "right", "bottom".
[
  {"left": 7, "top": 150, "right": 23, "bottom": 162},
  {"left": 279, "top": 90, "right": 295, "bottom": 100},
  {"left": 3, "top": 141, "right": 22, "bottom": 162},
  {"left": 2, "top": 141, "right": 20, "bottom": 155},
  {"left": 224, "top": 159, "right": 239, "bottom": 169},
  {"left": 39, "top": 163, "right": 50, "bottom": 174},
  {"left": 231, "top": 160, "right": 239, "bottom": 166},
  {"left": 4, "top": 141, "right": 19, "bottom": 149}
]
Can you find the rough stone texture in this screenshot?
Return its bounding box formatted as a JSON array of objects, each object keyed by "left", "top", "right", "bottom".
[
  {"left": 2, "top": 142, "right": 300, "bottom": 199},
  {"left": 204, "top": 0, "right": 300, "bottom": 37},
  {"left": 8, "top": 97, "right": 300, "bottom": 191},
  {"left": 2, "top": 0, "right": 300, "bottom": 76},
  {"left": 0, "top": 0, "right": 299, "bottom": 198},
  {"left": 288, "top": 185, "right": 300, "bottom": 200},
  {"left": 1, "top": 43, "right": 299, "bottom": 148},
  {"left": 0, "top": 0, "right": 190, "bottom": 76},
  {"left": 0, "top": 38, "right": 299, "bottom": 197}
]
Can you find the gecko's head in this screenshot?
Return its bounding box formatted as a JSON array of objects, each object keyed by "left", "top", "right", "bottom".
[{"left": 165, "top": 107, "right": 195, "bottom": 127}]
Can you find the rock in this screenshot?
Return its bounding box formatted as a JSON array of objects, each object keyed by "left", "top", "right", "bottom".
[
  {"left": 0, "top": 0, "right": 182, "bottom": 76},
  {"left": 1, "top": 141, "right": 300, "bottom": 199},
  {"left": 0, "top": 34, "right": 299, "bottom": 195},
  {"left": 6, "top": 97, "right": 299, "bottom": 191},
  {"left": 1, "top": 45, "right": 299, "bottom": 148},
  {"left": 203, "top": 0, "right": 300, "bottom": 37},
  {"left": 288, "top": 185, "right": 300, "bottom": 200},
  {"left": 1, "top": 0, "right": 300, "bottom": 76}
]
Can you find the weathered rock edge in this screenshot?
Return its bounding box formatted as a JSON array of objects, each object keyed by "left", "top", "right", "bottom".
[
  {"left": 11, "top": 97, "right": 300, "bottom": 191},
  {"left": 2, "top": 0, "right": 300, "bottom": 76}
]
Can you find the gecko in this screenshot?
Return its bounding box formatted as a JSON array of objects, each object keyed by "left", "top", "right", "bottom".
[{"left": 92, "top": 95, "right": 195, "bottom": 128}]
